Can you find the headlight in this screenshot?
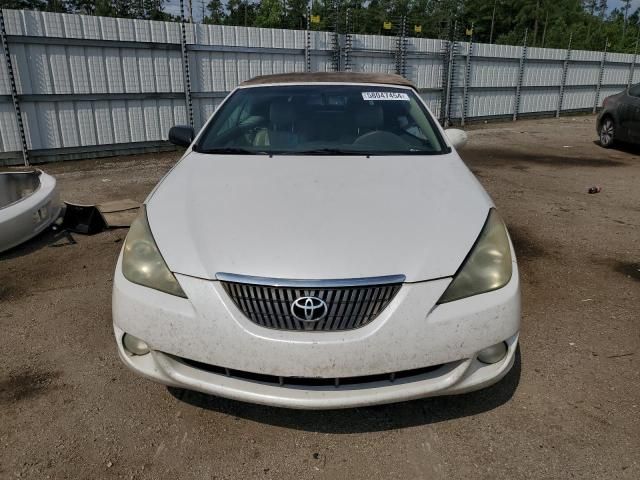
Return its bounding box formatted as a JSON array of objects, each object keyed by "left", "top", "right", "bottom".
[
  {"left": 438, "top": 209, "right": 512, "bottom": 303},
  {"left": 122, "top": 205, "right": 187, "bottom": 298}
]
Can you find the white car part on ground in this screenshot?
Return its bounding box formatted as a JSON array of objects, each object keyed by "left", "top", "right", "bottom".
[{"left": 0, "top": 170, "right": 61, "bottom": 254}]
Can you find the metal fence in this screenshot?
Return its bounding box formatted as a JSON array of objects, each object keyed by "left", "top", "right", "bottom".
[{"left": 1, "top": 8, "right": 638, "bottom": 166}]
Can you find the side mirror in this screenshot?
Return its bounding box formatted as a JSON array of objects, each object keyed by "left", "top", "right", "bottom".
[
  {"left": 445, "top": 128, "right": 468, "bottom": 150},
  {"left": 168, "top": 125, "right": 195, "bottom": 148}
]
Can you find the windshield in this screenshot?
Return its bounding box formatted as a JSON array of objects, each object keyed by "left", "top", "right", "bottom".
[{"left": 194, "top": 84, "right": 448, "bottom": 155}]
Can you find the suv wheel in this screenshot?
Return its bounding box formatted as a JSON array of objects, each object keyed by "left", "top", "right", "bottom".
[{"left": 600, "top": 118, "right": 615, "bottom": 148}]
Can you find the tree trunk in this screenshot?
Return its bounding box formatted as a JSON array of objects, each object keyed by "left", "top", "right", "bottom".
[{"left": 533, "top": 0, "right": 540, "bottom": 46}]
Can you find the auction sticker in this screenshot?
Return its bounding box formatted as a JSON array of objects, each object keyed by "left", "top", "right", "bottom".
[{"left": 362, "top": 91, "right": 410, "bottom": 101}]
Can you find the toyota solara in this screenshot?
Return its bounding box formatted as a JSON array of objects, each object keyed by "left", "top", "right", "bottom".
[{"left": 113, "top": 72, "right": 520, "bottom": 409}]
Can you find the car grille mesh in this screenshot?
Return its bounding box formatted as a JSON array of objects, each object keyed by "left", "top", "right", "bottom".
[{"left": 220, "top": 279, "right": 403, "bottom": 331}]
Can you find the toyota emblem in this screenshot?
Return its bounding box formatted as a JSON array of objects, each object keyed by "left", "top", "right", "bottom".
[{"left": 290, "top": 296, "right": 328, "bottom": 323}]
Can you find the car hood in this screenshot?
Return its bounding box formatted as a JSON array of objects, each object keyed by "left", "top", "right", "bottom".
[{"left": 147, "top": 152, "right": 493, "bottom": 283}]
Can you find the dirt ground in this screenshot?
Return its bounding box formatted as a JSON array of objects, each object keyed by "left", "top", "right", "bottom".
[{"left": 1, "top": 115, "right": 638, "bottom": 479}]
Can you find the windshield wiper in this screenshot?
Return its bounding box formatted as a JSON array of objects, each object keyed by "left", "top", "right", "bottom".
[
  {"left": 294, "top": 148, "right": 370, "bottom": 155},
  {"left": 195, "top": 147, "right": 262, "bottom": 155}
]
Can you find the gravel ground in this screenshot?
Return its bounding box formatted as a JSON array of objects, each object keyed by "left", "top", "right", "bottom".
[{"left": 1, "top": 116, "right": 638, "bottom": 479}]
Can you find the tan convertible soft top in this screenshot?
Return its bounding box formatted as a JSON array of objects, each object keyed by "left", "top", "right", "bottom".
[{"left": 240, "top": 72, "right": 417, "bottom": 90}]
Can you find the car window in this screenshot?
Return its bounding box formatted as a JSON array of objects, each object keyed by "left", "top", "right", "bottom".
[
  {"left": 629, "top": 84, "right": 640, "bottom": 98},
  {"left": 215, "top": 97, "right": 250, "bottom": 135},
  {"left": 195, "top": 85, "right": 448, "bottom": 155}
]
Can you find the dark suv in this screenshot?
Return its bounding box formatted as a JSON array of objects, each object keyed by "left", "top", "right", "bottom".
[{"left": 598, "top": 83, "right": 640, "bottom": 147}]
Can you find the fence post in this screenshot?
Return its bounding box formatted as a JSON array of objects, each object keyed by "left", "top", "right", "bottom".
[
  {"left": 179, "top": 0, "right": 194, "bottom": 129},
  {"left": 461, "top": 25, "right": 474, "bottom": 127},
  {"left": 344, "top": 8, "right": 352, "bottom": 72},
  {"left": 439, "top": 39, "right": 450, "bottom": 125},
  {"left": 513, "top": 29, "right": 528, "bottom": 122},
  {"left": 330, "top": 0, "right": 340, "bottom": 71},
  {"left": 443, "top": 41, "right": 456, "bottom": 127},
  {"left": 557, "top": 33, "right": 572, "bottom": 118},
  {"left": 593, "top": 40, "right": 608, "bottom": 114},
  {"left": 440, "top": 22, "right": 457, "bottom": 127},
  {"left": 305, "top": 7, "right": 312, "bottom": 73},
  {"left": 395, "top": 15, "right": 407, "bottom": 77},
  {"left": 627, "top": 32, "right": 638, "bottom": 89},
  {"left": 0, "top": 9, "right": 29, "bottom": 167}
]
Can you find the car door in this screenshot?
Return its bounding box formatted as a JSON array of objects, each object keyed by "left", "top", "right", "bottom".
[{"left": 623, "top": 84, "right": 640, "bottom": 142}]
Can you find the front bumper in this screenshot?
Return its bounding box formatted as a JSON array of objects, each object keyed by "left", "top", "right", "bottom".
[
  {"left": 113, "top": 257, "right": 520, "bottom": 409},
  {"left": 115, "top": 329, "right": 518, "bottom": 409}
]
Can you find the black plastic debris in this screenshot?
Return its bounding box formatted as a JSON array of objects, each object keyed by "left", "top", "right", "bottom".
[{"left": 61, "top": 202, "right": 107, "bottom": 234}]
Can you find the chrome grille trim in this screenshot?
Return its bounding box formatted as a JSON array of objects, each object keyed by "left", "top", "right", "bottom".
[
  {"left": 216, "top": 272, "right": 406, "bottom": 288},
  {"left": 219, "top": 274, "right": 404, "bottom": 331}
]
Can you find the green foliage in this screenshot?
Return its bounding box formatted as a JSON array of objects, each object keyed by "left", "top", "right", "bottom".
[
  {"left": 95, "top": 0, "right": 114, "bottom": 17},
  {"left": 283, "top": 0, "right": 309, "bottom": 29},
  {"left": 2, "top": 0, "right": 47, "bottom": 9},
  {"left": 255, "top": 0, "right": 284, "bottom": 28},
  {"left": 204, "top": 0, "right": 225, "bottom": 24},
  {"left": 47, "top": 0, "right": 169, "bottom": 19},
  {"left": 224, "top": 0, "right": 257, "bottom": 27}
]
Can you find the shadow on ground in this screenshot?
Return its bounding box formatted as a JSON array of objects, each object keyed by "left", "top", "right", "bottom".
[
  {"left": 0, "top": 228, "right": 76, "bottom": 261},
  {"left": 614, "top": 261, "right": 640, "bottom": 281},
  {"left": 592, "top": 139, "right": 640, "bottom": 156},
  {"left": 463, "top": 147, "right": 626, "bottom": 168},
  {"left": 507, "top": 226, "right": 547, "bottom": 262},
  {"left": 169, "top": 348, "right": 521, "bottom": 433}
]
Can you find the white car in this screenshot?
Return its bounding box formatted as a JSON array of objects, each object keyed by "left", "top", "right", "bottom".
[{"left": 113, "top": 73, "right": 520, "bottom": 409}]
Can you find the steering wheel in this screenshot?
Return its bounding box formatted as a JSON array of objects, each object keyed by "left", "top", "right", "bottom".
[{"left": 353, "top": 130, "right": 407, "bottom": 149}]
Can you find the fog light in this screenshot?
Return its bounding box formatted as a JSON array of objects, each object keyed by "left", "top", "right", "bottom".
[
  {"left": 122, "top": 333, "right": 150, "bottom": 356},
  {"left": 477, "top": 342, "right": 508, "bottom": 364}
]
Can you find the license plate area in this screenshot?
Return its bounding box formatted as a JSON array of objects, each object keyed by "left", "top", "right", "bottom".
[{"left": 32, "top": 202, "right": 50, "bottom": 224}]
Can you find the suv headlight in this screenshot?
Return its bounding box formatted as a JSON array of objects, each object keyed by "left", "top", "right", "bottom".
[
  {"left": 438, "top": 209, "right": 512, "bottom": 303},
  {"left": 122, "top": 205, "right": 187, "bottom": 298}
]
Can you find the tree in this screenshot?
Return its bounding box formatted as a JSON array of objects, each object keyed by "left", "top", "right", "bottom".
[
  {"left": 622, "top": 0, "right": 632, "bottom": 36},
  {"left": 255, "top": 0, "right": 284, "bottom": 28},
  {"left": 283, "top": 0, "right": 309, "bottom": 30},
  {"left": 95, "top": 0, "right": 114, "bottom": 17},
  {"left": 143, "top": 0, "right": 168, "bottom": 21},
  {"left": 111, "top": 0, "right": 134, "bottom": 18},
  {"left": 584, "top": 0, "right": 597, "bottom": 16},
  {"left": 598, "top": 0, "right": 607, "bottom": 19},
  {"left": 227, "top": 0, "right": 257, "bottom": 27},
  {"left": 205, "top": 0, "right": 225, "bottom": 24},
  {"left": 69, "top": 0, "right": 95, "bottom": 14},
  {"left": 45, "top": 0, "right": 69, "bottom": 12},
  {"left": 1, "top": 0, "right": 47, "bottom": 9},
  {"left": 462, "top": 0, "right": 501, "bottom": 43}
]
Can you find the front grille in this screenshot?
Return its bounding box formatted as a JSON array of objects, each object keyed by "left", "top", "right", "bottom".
[{"left": 219, "top": 273, "right": 404, "bottom": 331}]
